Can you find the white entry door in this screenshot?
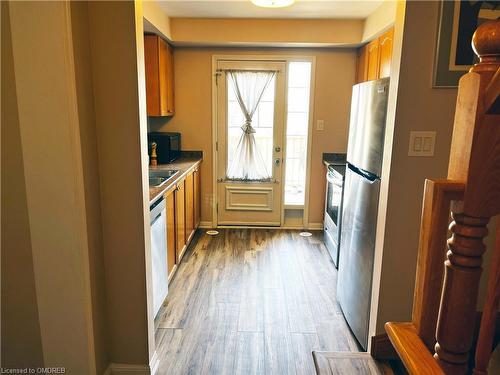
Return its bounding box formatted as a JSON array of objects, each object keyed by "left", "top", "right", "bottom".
[{"left": 216, "top": 60, "right": 286, "bottom": 226}]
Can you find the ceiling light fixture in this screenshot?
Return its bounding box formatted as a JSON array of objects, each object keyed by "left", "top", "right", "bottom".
[{"left": 251, "top": 0, "right": 295, "bottom": 8}]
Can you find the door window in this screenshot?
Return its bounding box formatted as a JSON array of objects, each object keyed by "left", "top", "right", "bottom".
[{"left": 227, "top": 74, "right": 276, "bottom": 179}]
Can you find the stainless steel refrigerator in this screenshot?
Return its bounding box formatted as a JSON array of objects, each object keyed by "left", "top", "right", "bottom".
[{"left": 337, "top": 77, "right": 389, "bottom": 350}]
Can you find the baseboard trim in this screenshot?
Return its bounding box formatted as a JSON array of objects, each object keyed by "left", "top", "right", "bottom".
[
  {"left": 199, "top": 222, "right": 325, "bottom": 230},
  {"left": 198, "top": 221, "right": 213, "bottom": 228},
  {"left": 370, "top": 333, "right": 398, "bottom": 360},
  {"left": 104, "top": 363, "right": 150, "bottom": 375},
  {"left": 104, "top": 351, "right": 159, "bottom": 375},
  {"left": 306, "top": 222, "right": 324, "bottom": 230}
]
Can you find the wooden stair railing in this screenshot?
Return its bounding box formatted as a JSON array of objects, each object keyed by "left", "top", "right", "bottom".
[{"left": 385, "top": 19, "right": 500, "bottom": 375}]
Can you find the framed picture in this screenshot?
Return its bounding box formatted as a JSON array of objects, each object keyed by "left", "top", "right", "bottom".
[{"left": 433, "top": 0, "right": 499, "bottom": 88}]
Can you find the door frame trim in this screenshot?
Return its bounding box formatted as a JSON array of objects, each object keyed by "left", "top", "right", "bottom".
[{"left": 211, "top": 54, "right": 316, "bottom": 228}]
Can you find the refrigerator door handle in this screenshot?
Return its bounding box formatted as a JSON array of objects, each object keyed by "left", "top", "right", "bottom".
[{"left": 347, "top": 163, "right": 379, "bottom": 182}]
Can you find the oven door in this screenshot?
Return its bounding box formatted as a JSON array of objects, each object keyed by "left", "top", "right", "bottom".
[{"left": 324, "top": 169, "right": 343, "bottom": 267}]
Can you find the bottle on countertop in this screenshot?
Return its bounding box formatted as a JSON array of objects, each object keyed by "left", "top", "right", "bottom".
[{"left": 149, "top": 141, "right": 158, "bottom": 166}]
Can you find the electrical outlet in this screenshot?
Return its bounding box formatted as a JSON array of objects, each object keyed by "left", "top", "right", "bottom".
[
  {"left": 316, "top": 120, "right": 324, "bottom": 131},
  {"left": 408, "top": 131, "right": 436, "bottom": 157}
]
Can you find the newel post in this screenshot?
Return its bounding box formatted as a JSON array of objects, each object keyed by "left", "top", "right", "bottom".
[{"left": 434, "top": 19, "right": 500, "bottom": 375}]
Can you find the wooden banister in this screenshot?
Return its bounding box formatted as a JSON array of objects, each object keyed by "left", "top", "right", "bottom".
[
  {"left": 484, "top": 67, "right": 499, "bottom": 114},
  {"left": 412, "top": 180, "right": 464, "bottom": 351},
  {"left": 473, "top": 221, "right": 500, "bottom": 375},
  {"left": 385, "top": 323, "right": 444, "bottom": 375},
  {"left": 434, "top": 19, "right": 500, "bottom": 374},
  {"left": 385, "top": 19, "right": 500, "bottom": 375}
]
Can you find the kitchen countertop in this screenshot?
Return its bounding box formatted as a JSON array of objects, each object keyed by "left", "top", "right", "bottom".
[
  {"left": 323, "top": 152, "right": 347, "bottom": 166},
  {"left": 149, "top": 152, "right": 202, "bottom": 205}
]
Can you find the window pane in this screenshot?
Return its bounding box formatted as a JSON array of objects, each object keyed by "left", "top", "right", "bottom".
[
  {"left": 285, "top": 61, "right": 312, "bottom": 206},
  {"left": 287, "top": 87, "right": 310, "bottom": 112},
  {"left": 227, "top": 75, "right": 275, "bottom": 177},
  {"left": 288, "top": 62, "right": 312, "bottom": 87},
  {"left": 287, "top": 113, "right": 308, "bottom": 136}
]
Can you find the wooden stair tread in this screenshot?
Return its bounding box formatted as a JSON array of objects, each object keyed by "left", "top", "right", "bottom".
[
  {"left": 312, "top": 351, "right": 407, "bottom": 375},
  {"left": 385, "top": 322, "right": 444, "bottom": 375}
]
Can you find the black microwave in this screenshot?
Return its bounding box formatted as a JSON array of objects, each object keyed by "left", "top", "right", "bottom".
[{"left": 148, "top": 132, "right": 181, "bottom": 163}]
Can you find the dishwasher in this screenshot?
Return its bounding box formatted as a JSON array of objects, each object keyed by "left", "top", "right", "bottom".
[{"left": 150, "top": 196, "right": 168, "bottom": 317}]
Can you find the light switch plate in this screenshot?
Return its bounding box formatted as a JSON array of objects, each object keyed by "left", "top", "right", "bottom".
[
  {"left": 316, "top": 120, "right": 324, "bottom": 131},
  {"left": 408, "top": 131, "right": 436, "bottom": 157}
]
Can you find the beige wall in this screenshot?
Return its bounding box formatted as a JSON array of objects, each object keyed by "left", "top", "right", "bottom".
[
  {"left": 1, "top": 2, "right": 44, "bottom": 367},
  {"left": 3, "top": 1, "right": 156, "bottom": 370},
  {"left": 7, "top": 1, "right": 98, "bottom": 371},
  {"left": 170, "top": 18, "right": 364, "bottom": 47},
  {"left": 70, "top": 2, "right": 109, "bottom": 373},
  {"left": 362, "top": 0, "right": 397, "bottom": 42},
  {"left": 373, "top": 0, "right": 498, "bottom": 335},
  {"left": 87, "top": 0, "right": 153, "bottom": 366},
  {"left": 149, "top": 48, "right": 356, "bottom": 225},
  {"left": 143, "top": 0, "right": 172, "bottom": 41},
  {"left": 373, "top": 0, "right": 458, "bottom": 334}
]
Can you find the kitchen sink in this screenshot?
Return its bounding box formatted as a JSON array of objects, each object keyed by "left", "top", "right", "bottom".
[{"left": 148, "top": 169, "right": 179, "bottom": 187}]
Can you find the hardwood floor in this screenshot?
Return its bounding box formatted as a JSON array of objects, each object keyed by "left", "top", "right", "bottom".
[{"left": 154, "top": 229, "right": 360, "bottom": 374}]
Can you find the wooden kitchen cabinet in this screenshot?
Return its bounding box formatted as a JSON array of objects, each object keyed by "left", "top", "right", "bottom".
[
  {"left": 356, "top": 46, "right": 368, "bottom": 84},
  {"left": 163, "top": 164, "right": 201, "bottom": 282},
  {"left": 193, "top": 167, "right": 201, "bottom": 228},
  {"left": 378, "top": 28, "right": 394, "bottom": 78},
  {"left": 165, "top": 187, "right": 176, "bottom": 279},
  {"left": 144, "top": 34, "right": 175, "bottom": 117},
  {"left": 185, "top": 172, "right": 195, "bottom": 243},
  {"left": 355, "top": 27, "right": 394, "bottom": 83},
  {"left": 366, "top": 39, "right": 380, "bottom": 81},
  {"left": 175, "top": 178, "right": 186, "bottom": 263}
]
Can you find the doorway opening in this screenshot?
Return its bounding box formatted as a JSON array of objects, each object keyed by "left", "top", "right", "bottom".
[{"left": 212, "top": 56, "right": 315, "bottom": 228}]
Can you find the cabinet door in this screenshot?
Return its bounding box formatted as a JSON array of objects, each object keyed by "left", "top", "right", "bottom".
[
  {"left": 193, "top": 167, "right": 201, "bottom": 228},
  {"left": 378, "top": 28, "right": 394, "bottom": 78},
  {"left": 158, "top": 39, "right": 175, "bottom": 116},
  {"left": 158, "top": 38, "right": 169, "bottom": 116},
  {"left": 356, "top": 46, "right": 368, "bottom": 84},
  {"left": 175, "top": 179, "right": 186, "bottom": 263},
  {"left": 366, "top": 39, "right": 380, "bottom": 81},
  {"left": 165, "top": 189, "right": 176, "bottom": 278},
  {"left": 185, "top": 171, "right": 195, "bottom": 243},
  {"left": 144, "top": 35, "right": 161, "bottom": 116},
  {"left": 166, "top": 43, "right": 175, "bottom": 115},
  {"left": 144, "top": 35, "right": 174, "bottom": 117}
]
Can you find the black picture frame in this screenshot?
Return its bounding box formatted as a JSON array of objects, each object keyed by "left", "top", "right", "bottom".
[{"left": 433, "top": 0, "right": 499, "bottom": 88}]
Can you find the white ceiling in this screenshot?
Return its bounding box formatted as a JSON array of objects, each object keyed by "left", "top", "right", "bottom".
[{"left": 156, "top": 0, "right": 384, "bottom": 19}]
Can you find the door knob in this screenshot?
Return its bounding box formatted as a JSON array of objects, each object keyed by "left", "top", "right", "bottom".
[
  {"left": 275, "top": 146, "right": 281, "bottom": 152},
  {"left": 274, "top": 158, "right": 281, "bottom": 166}
]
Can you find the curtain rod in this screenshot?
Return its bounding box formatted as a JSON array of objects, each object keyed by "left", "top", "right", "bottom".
[{"left": 216, "top": 68, "right": 281, "bottom": 73}]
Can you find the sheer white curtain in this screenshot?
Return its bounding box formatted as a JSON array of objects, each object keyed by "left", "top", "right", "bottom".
[{"left": 226, "top": 70, "right": 276, "bottom": 181}]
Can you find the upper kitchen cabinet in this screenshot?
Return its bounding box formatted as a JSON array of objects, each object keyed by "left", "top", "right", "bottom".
[
  {"left": 378, "top": 28, "right": 394, "bottom": 78},
  {"left": 355, "top": 27, "right": 394, "bottom": 83},
  {"left": 366, "top": 39, "right": 380, "bottom": 81},
  {"left": 144, "top": 34, "right": 175, "bottom": 117}
]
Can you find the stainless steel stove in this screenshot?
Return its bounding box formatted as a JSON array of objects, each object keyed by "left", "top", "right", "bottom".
[{"left": 324, "top": 162, "right": 346, "bottom": 268}]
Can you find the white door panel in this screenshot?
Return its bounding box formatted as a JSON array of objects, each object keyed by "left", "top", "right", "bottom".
[{"left": 216, "top": 60, "right": 286, "bottom": 226}]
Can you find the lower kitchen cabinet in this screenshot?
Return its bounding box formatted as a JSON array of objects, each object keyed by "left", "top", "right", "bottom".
[
  {"left": 193, "top": 167, "right": 201, "bottom": 228},
  {"left": 165, "top": 187, "right": 176, "bottom": 280},
  {"left": 163, "top": 164, "right": 202, "bottom": 283},
  {"left": 175, "top": 178, "right": 186, "bottom": 263},
  {"left": 185, "top": 171, "right": 195, "bottom": 243}
]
